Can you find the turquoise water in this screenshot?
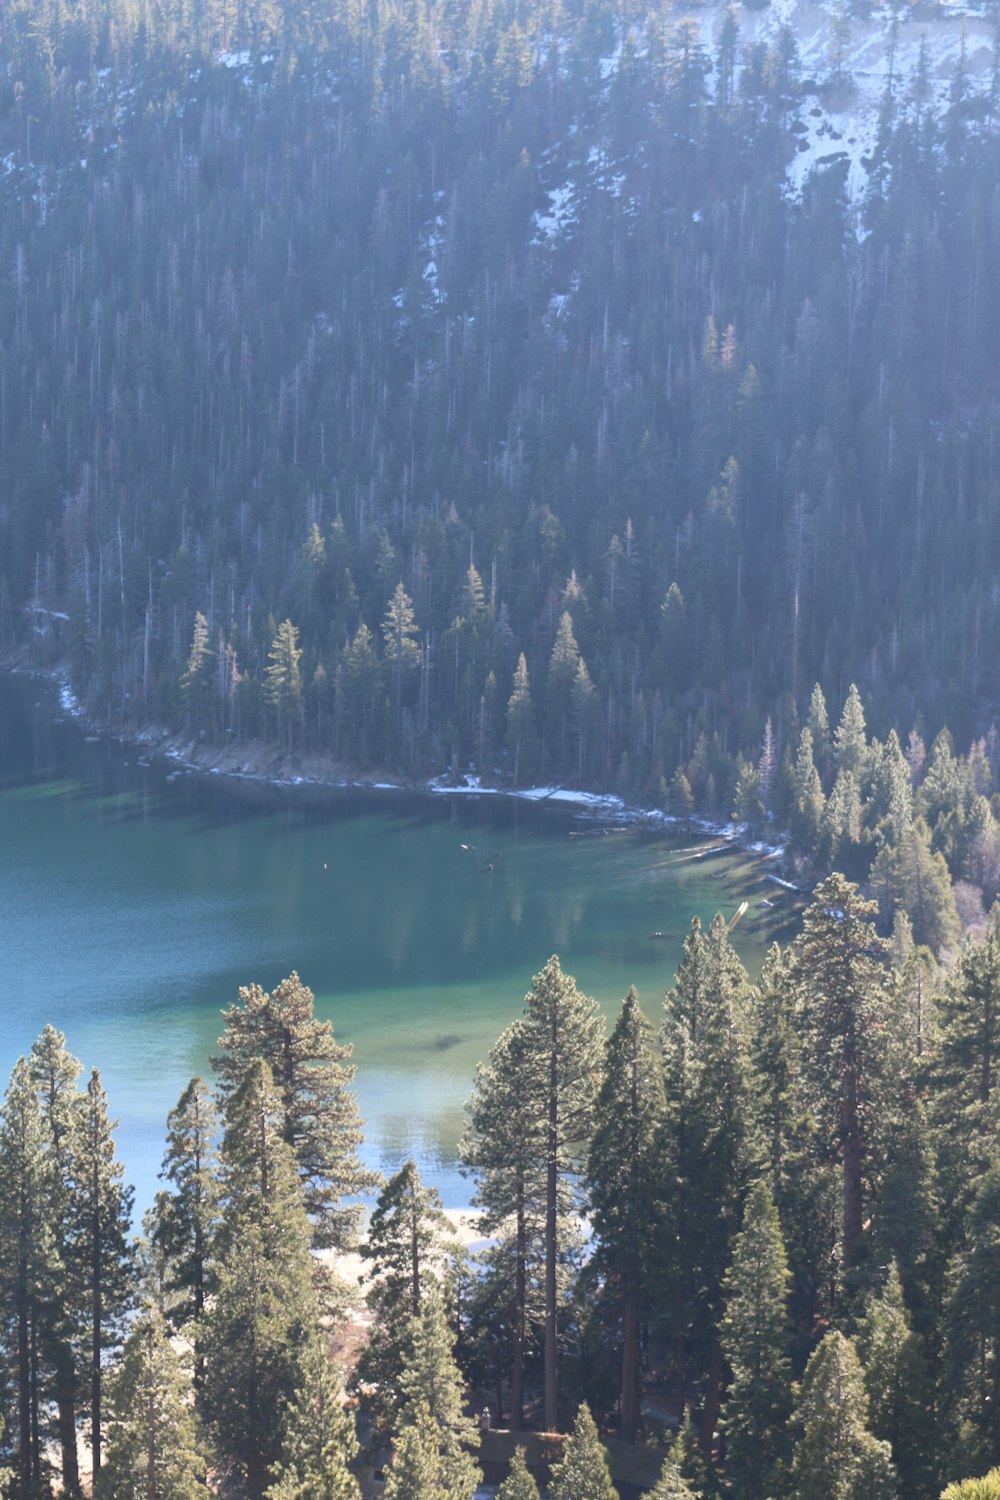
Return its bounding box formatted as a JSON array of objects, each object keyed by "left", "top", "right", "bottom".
[{"left": 0, "top": 673, "right": 795, "bottom": 1211}]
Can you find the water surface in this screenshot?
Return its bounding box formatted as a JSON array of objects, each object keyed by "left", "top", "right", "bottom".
[{"left": 0, "top": 673, "right": 795, "bottom": 1211}]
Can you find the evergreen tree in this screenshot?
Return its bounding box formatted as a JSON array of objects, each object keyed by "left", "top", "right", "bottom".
[
  {"left": 834, "top": 684, "right": 868, "bottom": 778},
  {"left": 792, "top": 875, "right": 889, "bottom": 1269},
  {"left": 520, "top": 957, "right": 605, "bottom": 1431},
  {"left": 935, "top": 934, "right": 1000, "bottom": 1212},
  {"left": 857, "top": 1262, "right": 935, "bottom": 1499},
  {"left": 0, "top": 1057, "right": 59, "bottom": 1495},
  {"left": 382, "top": 583, "right": 421, "bottom": 728},
  {"left": 264, "top": 1339, "right": 361, "bottom": 1500},
  {"left": 548, "top": 1404, "right": 616, "bottom": 1500},
  {"left": 382, "top": 1403, "right": 443, "bottom": 1500},
  {"left": 214, "top": 973, "right": 372, "bottom": 1250},
  {"left": 497, "top": 1448, "right": 540, "bottom": 1500},
  {"left": 719, "top": 1181, "right": 793, "bottom": 1497},
  {"left": 942, "top": 1474, "right": 1000, "bottom": 1499},
  {"left": 645, "top": 1429, "right": 699, "bottom": 1500},
  {"left": 29, "top": 1025, "right": 84, "bottom": 1496},
  {"left": 71, "top": 1068, "right": 135, "bottom": 1484},
  {"left": 96, "top": 1310, "right": 207, "bottom": 1500},
  {"left": 265, "top": 619, "right": 304, "bottom": 749},
  {"left": 181, "top": 612, "right": 214, "bottom": 737},
  {"left": 202, "top": 1061, "right": 319, "bottom": 1500},
  {"left": 506, "top": 654, "right": 535, "bottom": 787},
  {"left": 395, "top": 1289, "right": 480, "bottom": 1500},
  {"left": 152, "top": 1079, "right": 220, "bottom": 1377},
  {"left": 354, "top": 1162, "right": 452, "bottom": 1443},
  {"left": 587, "top": 989, "right": 665, "bottom": 1441},
  {"left": 461, "top": 1020, "right": 546, "bottom": 1429},
  {"left": 791, "top": 1332, "right": 896, "bottom": 1500}
]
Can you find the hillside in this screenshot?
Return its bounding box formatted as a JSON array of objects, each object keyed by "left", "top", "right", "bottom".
[{"left": 1, "top": 0, "right": 998, "bottom": 816}]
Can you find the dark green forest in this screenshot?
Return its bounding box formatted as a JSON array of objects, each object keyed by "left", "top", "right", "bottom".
[
  {"left": 7, "top": 918, "right": 1000, "bottom": 1498},
  {"left": 2, "top": 0, "right": 1000, "bottom": 810}
]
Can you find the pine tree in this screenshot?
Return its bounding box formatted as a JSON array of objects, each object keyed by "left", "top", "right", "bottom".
[
  {"left": 935, "top": 934, "right": 1000, "bottom": 1213},
  {"left": 834, "top": 684, "right": 868, "bottom": 778},
  {"left": 945, "top": 1165, "right": 1000, "bottom": 1469},
  {"left": 202, "top": 1061, "right": 319, "bottom": 1500},
  {"left": 790, "top": 726, "right": 825, "bottom": 852},
  {"left": 587, "top": 989, "right": 665, "bottom": 1441},
  {"left": 96, "top": 1310, "right": 207, "bottom": 1500},
  {"left": 942, "top": 1474, "right": 1000, "bottom": 1499},
  {"left": 719, "top": 1181, "right": 792, "bottom": 1497},
  {"left": 265, "top": 619, "right": 304, "bottom": 749},
  {"left": 857, "top": 1262, "right": 935, "bottom": 1498},
  {"left": 645, "top": 1429, "right": 699, "bottom": 1500},
  {"left": 497, "top": 1448, "right": 540, "bottom": 1500},
  {"left": 395, "top": 1289, "right": 481, "bottom": 1500},
  {"left": 548, "top": 1404, "right": 616, "bottom": 1500},
  {"left": 0, "top": 1057, "right": 59, "bottom": 1495},
  {"left": 214, "top": 973, "right": 373, "bottom": 1251},
  {"left": 790, "top": 1332, "right": 896, "bottom": 1500},
  {"left": 181, "top": 612, "right": 214, "bottom": 737},
  {"left": 461, "top": 1020, "right": 546, "bottom": 1429},
  {"left": 520, "top": 957, "right": 605, "bottom": 1431},
  {"left": 382, "top": 1403, "right": 443, "bottom": 1500},
  {"left": 71, "top": 1068, "right": 135, "bottom": 1484},
  {"left": 546, "top": 612, "right": 582, "bottom": 772},
  {"left": 152, "top": 1078, "right": 220, "bottom": 1376},
  {"left": 354, "top": 1162, "right": 452, "bottom": 1443},
  {"left": 29, "top": 1025, "right": 84, "bottom": 1496},
  {"left": 506, "top": 655, "right": 535, "bottom": 787},
  {"left": 382, "top": 582, "right": 421, "bottom": 727},
  {"left": 661, "top": 916, "right": 756, "bottom": 1437},
  {"left": 264, "top": 1339, "right": 361, "bottom": 1500},
  {"left": 807, "top": 683, "right": 832, "bottom": 781},
  {"left": 792, "top": 875, "right": 889, "bottom": 1269}
]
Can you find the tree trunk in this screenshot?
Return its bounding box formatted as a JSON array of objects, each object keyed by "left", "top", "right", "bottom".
[
  {"left": 92, "top": 1193, "right": 103, "bottom": 1480},
  {"left": 842, "top": 1064, "right": 863, "bottom": 1266},
  {"left": 54, "top": 1336, "right": 81, "bottom": 1495},
  {"left": 700, "top": 1336, "right": 724, "bottom": 1457},
  {"left": 510, "top": 1197, "right": 526, "bottom": 1431},
  {"left": 544, "top": 1036, "right": 558, "bottom": 1431},
  {"left": 620, "top": 1281, "right": 639, "bottom": 1442}
]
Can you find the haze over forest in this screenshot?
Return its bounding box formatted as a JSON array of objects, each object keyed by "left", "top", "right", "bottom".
[{"left": 4, "top": 0, "right": 1000, "bottom": 1495}]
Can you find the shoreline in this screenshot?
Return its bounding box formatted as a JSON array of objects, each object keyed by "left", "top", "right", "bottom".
[{"left": 8, "top": 661, "right": 792, "bottom": 869}]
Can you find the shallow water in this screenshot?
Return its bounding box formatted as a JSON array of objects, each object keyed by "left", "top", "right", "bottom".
[{"left": 0, "top": 673, "right": 796, "bottom": 1212}]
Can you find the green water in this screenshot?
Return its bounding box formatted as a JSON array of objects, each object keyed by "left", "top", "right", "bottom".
[{"left": 0, "top": 673, "right": 797, "bottom": 1211}]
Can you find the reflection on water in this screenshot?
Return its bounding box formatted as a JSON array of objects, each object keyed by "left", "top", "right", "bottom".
[{"left": 0, "top": 673, "right": 797, "bottom": 1213}]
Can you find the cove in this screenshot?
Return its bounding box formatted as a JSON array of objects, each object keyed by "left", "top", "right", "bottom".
[{"left": 0, "top": 672, "right": 796, "bottom": 1213}]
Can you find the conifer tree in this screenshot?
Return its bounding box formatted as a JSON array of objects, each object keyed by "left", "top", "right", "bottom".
[
  {"left": 395, "top": 1289, "right": 480, "bottom": 1500},
  {"left": 265, "top": 619, "right": 304, "bottom": 749},
  {"left": 935, "top": 934, "right": 1000, "bottom": 1210},
  {"left": 506, "top": 654, "right": 535, "bottom": 786},
  {"left": 497, "top": 1448, "right": 540, "bottom": 1500},
  {"left": 29, "top": 1025, "right": 84, "bottom": 1495},
  {"left": 945, "top": 1164, "right": 1000, "bottom": 1469},
  {"left": 461, "top": 1020, "right": 546, "bottom": 1429},
  {"left": 587, "top": 989, "right": 665, "bottom": 1441},
  {"left": 214, "top": 973, "right": 372, "bottom": 1250},
  {"left": 202, "top": 1061, "right": 319, "bottom": 1500},
  {"left": 942, "top": 1474, "right": 1000, "bottom": 1499},
  {"left": 181, "top": 612, "right": 214, "bottom": 736},
  {"left": 264, "top": 1339, "right": 361, "bottom": 1500},
  {"left": 152, "top": 1079, "right": 220, "bottom": 1377},
  {"left": 96, "top": 1309, "right": 207, "bottom": 1500},
  {"left": 382, "top": 1403, "right": 443, "bottom": 1500},
  {"left": 71, "top": 1068, "right": 135, "bottom": 1483},
  {"left": 792, "top": 875, "right": 889, "bottom": 1269},
  {"left": 807, "top": 683, "right": 832, "bottom": 781},
  {"left": 382, "top": 582, "right": 421, "bottom": 727},
  {"left": 790, "top": 1332, "right": 896, "bottom": 1500},
  {"left": 834, "top": 684, "right": 868, "bottom": 777},
  {"left": 645, "top": 1429, "right": 699, "bottom": 1500},
  {"left": 661, "top": 916, "right": 756, "bottom": 1435},
  {"left": 857, "top": 1262, "right": 935, "bottom": 1498},
  {"left": 0, "top": 1057, "right": 58, "bottom": 1495},
  {"left": 719, "top": 1181, "right": 792, "bottom": 1497},
  {"left": 520, "top": 957, "right": 605, "bottom": 1431},
  {"left": 355, "top": 1162, "right": 452, "bottom": 1443},
  {"left": 548, "top": 1404, "right": 616, "bottom": 1500}
]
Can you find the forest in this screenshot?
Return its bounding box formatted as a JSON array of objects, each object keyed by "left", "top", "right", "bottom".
[
  {"left": 1, "top": 0, "right": 999, "bottom": 820},
  {"left": 5, "top": 909, "right": 1000, "bottom": 1498}
]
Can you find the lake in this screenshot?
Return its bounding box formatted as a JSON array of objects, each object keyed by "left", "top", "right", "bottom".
[{"left": 0, "top": 672, "right": 796, "bottom": 1214}]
